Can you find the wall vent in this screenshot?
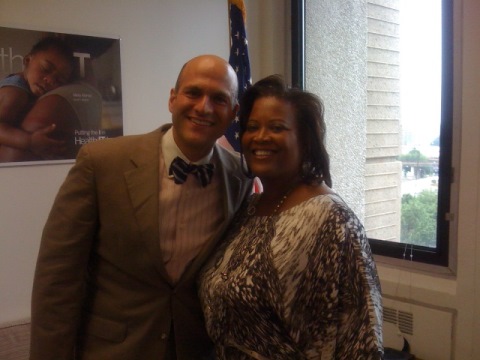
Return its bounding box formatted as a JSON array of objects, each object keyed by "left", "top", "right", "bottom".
[
  {"left": 383, "top": 297, "right": 454, "bottom": 360},
  {"left": 384, "top": 306, "right": 414, "bottom": 335}
]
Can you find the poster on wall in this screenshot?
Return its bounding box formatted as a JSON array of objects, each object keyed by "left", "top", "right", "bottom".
[{"left": 0, "top": 26, "right": 123, "bottom": 166}]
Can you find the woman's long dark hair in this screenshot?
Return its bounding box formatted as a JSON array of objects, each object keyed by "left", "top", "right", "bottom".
[{"left": 238, "top": 75, "right": 332, "bottom": 187}]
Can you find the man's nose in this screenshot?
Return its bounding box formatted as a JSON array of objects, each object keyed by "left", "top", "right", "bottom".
[{"left": 196, "top": 96, "right": 214, "bottom": 113}]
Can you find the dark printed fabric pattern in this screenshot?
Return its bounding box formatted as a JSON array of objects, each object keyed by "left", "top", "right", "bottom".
[{"left": 199, "top": 194, "right": 383, "bottom": 360}]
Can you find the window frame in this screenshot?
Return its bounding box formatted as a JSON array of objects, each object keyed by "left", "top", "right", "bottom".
[{"left": 291, "top": 0, "right": 454, "bottom": 267}]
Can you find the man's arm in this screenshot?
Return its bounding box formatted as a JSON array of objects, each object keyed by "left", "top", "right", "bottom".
[{"left": 30, "top": 145, "right": 98, "bottom": 360}]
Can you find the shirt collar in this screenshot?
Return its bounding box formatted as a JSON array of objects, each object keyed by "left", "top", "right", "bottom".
[{"left": 162, "top": 127, "right": 214, "bottom": 170}]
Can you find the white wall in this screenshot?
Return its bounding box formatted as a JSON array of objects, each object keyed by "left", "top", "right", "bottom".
[
  {"left": 454, "top": 0, "right": 480, "bottom": 357},
  {"left": 244, "top": 0, "right": 290, "bottom": 82}
]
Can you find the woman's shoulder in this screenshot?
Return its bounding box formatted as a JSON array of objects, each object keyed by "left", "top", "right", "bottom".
[
  {"left": 288, "top": 193, "right": 340, "bottom": 219},
  {"left": 287, "top": 191, "right": 361, "bottom": 227}
]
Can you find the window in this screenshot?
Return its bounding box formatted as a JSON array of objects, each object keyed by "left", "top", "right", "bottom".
[{"left": 292, "top": 0, "right": 453, "bottom": 266}]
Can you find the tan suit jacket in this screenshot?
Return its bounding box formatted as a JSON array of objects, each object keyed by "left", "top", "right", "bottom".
[{"left": 30, "top": 125, "right": 252, "bottom": 360}]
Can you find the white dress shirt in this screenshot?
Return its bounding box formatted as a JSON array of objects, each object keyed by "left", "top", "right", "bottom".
[{"left": 159, "top": 128, "right": 224, "bottom": 283}]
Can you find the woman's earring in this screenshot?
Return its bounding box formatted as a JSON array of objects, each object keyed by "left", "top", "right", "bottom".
[{"left": 301, "top": 161, "right": 312, "bottom": 178}]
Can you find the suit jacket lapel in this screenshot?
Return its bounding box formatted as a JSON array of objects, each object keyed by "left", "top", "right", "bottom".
[{"left": 123, "top": 126, "right": 171, "bottom": 282}]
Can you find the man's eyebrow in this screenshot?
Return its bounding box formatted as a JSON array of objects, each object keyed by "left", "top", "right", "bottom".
[
  {"left": 213, "top": 91, "right": 229, "bottom": 98},
  {"left": 181, "top": 85, "right": 201, "bottom": 92}
]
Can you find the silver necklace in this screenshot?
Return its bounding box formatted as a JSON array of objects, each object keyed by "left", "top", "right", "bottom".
[{"left": 247, "top": 185, "right": 296, "bottom": 217}]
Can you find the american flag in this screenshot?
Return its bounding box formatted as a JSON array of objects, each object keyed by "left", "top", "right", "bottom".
[{"left": 225, "top": 0, "right": 252, "bottom": 152}]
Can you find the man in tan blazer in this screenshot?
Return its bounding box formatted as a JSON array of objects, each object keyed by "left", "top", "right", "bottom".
[{"left": 30, "top": 55, "right": 253, "bottom": 360}]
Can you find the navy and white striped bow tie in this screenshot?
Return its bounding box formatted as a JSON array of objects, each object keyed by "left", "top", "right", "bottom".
[{"left": 169, "top": 156, "right": 215, "bottom": 187}]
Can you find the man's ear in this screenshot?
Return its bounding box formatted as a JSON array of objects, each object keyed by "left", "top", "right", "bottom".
[{"left": 168, "top": 88, "right": 176, "bottom": 112}]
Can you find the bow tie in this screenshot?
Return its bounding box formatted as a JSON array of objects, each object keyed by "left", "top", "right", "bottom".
[{"left": 169, "top": 156, "right": 215, "bottom": 187}]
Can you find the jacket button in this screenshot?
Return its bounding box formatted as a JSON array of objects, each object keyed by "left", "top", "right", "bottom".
[{"left": 161, "top": 333, "right": 167, "bottom": 340}]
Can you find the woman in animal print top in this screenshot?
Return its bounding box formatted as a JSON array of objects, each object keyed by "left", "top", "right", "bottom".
[{"left": 199, "top": 75, "right": 383, "bottom": 360}]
